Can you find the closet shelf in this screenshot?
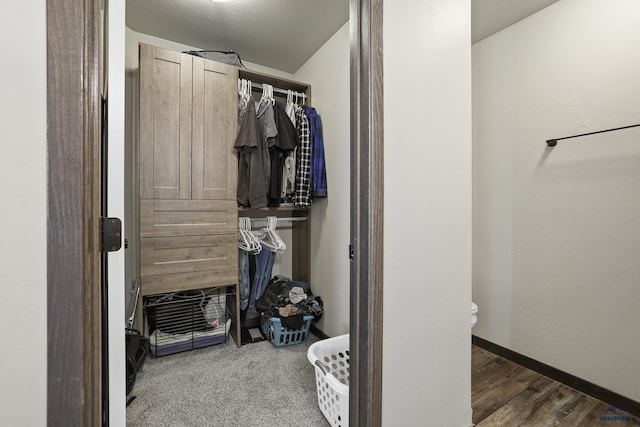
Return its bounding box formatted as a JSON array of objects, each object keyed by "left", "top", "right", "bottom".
[{"left": 239, "top": 68, "right": 309, "bottom": 95}]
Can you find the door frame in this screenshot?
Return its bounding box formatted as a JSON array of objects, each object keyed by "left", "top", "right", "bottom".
[
  {"left": 46, "top": 0, "right": 102, "bottom": 425},
  {"left": 46, "top": 1, "right": 384, "bottom": 425},
  {"left": 350, "top": 0, "right": 384, "bottom": 425}
]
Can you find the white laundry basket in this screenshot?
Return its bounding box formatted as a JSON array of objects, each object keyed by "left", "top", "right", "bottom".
[{"left": 307, "top": 334, "right": 349, "bottom": 427}]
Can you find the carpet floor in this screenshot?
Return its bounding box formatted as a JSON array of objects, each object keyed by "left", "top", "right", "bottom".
[{"left": 126, "top": 333, "right": 329, "bottom": 426}]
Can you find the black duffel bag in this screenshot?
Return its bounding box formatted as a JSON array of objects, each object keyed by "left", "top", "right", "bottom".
[{"left": 125, "top": 328, "right": 149, "bottom": 395}]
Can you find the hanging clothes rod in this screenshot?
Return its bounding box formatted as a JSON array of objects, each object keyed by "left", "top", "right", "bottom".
[
  {"left": 253, "top": 85, "right": 307, "bottom": 99},
  {"left": 241, "top": 216, "right": 307, "bottom": 223},
  {"left": 238, "top": 78, "right": 307, "bottom": 99},
  {"left": 546, "top": 123, "right": 640, "bottom": 147}
]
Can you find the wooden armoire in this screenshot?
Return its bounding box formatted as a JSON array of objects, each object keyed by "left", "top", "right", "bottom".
[
  {"left": 137, "top": 43, "right": 240, "bottom": 343},
  {"left": 136, "top": 43, "right": 312, "bottom": 347}
]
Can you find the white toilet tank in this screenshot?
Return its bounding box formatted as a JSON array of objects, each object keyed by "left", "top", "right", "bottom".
[{"left": 471, "top": 302, "right": 478, "bottom": 329}]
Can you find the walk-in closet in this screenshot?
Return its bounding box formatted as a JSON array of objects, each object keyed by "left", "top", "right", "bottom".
[{"left": 123, "top": 1, "right": 351, "bottom": 424}]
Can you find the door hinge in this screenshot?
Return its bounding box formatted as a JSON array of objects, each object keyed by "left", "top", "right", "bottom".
[{"left": 100, "top": 217, "right": 122, "bottom": 253}]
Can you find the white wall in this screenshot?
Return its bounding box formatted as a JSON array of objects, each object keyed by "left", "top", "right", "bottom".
[
  {"left": 473, "top": 0, "right": 640, "bottom": 401},
  {"left": 0, "top": 2, "right": 47, "bottom": 425},
  {"left": 383, "top": 0, "right": 472, "bottom": 425},
  {"left": 295, "top": 22, "right": 351, "bottom": 337}
]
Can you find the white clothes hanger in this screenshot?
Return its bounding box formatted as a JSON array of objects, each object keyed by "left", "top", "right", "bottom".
[
  {"left": 238, "top": 217, "right": 262, "bottom": 253},
  {"left": 260, "top": 83, "right": 269, "bottom": 105},
  {"left": 238, "top": 79, "right": 254, "bottom": 111},
  {"left": 267, "top": 216, "right": 286, "bottom": 252},
  {"left": 253, "top": 216, "right": 281, "bottom": 252},
  {"left": 256, "top": 228, "right": 278, "bottom": 251},
  {"left": 238, "top": 217, "right": 252, "bottom": 251},
  {"left": 245, "top": 217, "right": 262, "bottom": 254}
]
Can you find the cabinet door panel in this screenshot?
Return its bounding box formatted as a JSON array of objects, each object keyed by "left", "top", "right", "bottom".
[
  {"left": 140, "top": 268, "right": 238, "bottom": 296},
  {"left": 192, "top": 57, "right": 238, "bottom": 200},
  {"left": 139, "top": 199, "right": 237, "bottom": 238},
  {"left": 140, "top": 234, "right": 237, "bottom": 277},
  {"left": 139, "top": 44, "right": 192, "bottom": 199}
]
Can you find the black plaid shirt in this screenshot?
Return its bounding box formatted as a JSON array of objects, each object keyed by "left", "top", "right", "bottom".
[{"left": 294, "top": 105, "right": 311, "bottom": 207}]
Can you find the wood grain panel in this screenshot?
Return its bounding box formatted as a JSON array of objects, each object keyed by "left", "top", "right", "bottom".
[
  {"left": 477, "top": 376, "right": 566, "bottom": 426},
  {"left": 473, "top": 336, "right": 640, "bottom": 419},
  {"left": 139, "top": 44, "right": 192, "bottom": 200},
  {"left": 203, "top": 61, "right": 236, "bottom": 200},
  {"left": 152, "top": 58, "right": 181, "bottom": 194},
  {"left": 291, "top": 209, "right": 311, "bottom": 282},
  {"left": 137, "top": 43, "right": 240, "bottom": 346},
  {"left": 472, "top": 345, "right": 640, "bottom": 426},
  {"left": 140, "top": 199, "right": 237, "bottom": 238},
  {"left": 472, "top": 362, "right": 544, "bottom": 422},
  {"left": 139, "top": 198, "right": 155, "bottom": 237},
  {"left": 47, "top": 0, "right": 101, "bottom": 424},
  {"left": 192, "top": 58, "right": 238, "bottom": 200},
  {"left": 349, "top": 0, "right": 384, "bottom": 425},
  {"left": 140, "top": 235, "right": 237, "bottom": 276},
  {"left": 472, "top": 344, "right": 503, "bottom": 374},
  {"left": 139, "top": 44, "right": 154, "bottom": 199},
  {"left": 553, "top": 394, "right": 599, "bottom": 426},
  {"left": 140, "top": 268, "right": 238, "bottom": 296}
]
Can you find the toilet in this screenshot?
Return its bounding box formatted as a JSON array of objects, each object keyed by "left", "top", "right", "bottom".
[{"left": 471, "top": 302, "right": 478, "bottom": 329}]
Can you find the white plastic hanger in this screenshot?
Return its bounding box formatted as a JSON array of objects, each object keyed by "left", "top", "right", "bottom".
[
  {"left": 238, "top": 217, "right": 252, "bottom": 251},
  {"left": 253, "top": 216, "right": 279, "bottom": 252},
  {"left": 260, "top": 83, "right": 269, "bottom": 105},
  {"left": 238, "top": 217, "right": 262, "bottom": 253},
  {"left": 238, "top": 79, "right": 254, "bottom": 111},
  {"left": 245, "top": 217, "right": 262, "bottom": 253},
  {"left": 267, "top": 216, "right": 286, "bottom": 252}
]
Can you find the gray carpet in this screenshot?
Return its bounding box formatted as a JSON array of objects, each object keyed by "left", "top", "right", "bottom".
[{"left": 126, "top": 333, "right": 329, "bottom": 426}]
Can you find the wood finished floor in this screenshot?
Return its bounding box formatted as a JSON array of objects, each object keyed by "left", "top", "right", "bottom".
[{"left": 472, "top": 346, "right": 640, "bottom": 426}]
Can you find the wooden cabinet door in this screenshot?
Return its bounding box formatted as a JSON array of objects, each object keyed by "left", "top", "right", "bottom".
[
  {"left": 192, "top": 57, "right": 238, "bottom": 200},
  {"left": 139, "top": 199, "right": 238, "bottom": 294},
  {"left": 139, "top": 44, "right": 193, "bottom": 200}
]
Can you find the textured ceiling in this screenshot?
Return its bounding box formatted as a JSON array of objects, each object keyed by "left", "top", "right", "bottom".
[
  {"left": 126, "top": 0, "right": 349, "bottom": 73},
  {"left": 126, "top": 0, "right": 559, "bottom": 73}
]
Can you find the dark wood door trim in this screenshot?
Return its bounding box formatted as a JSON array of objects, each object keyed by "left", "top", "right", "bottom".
[
  {"left": 47, "top": 0, "right": 102, "bottom": 425},
  {"left": 47, "top": 0, "right": 384, "bottom": 424},
  {"left": 349, "top": 0, "right": 384, "bottom": 425}
]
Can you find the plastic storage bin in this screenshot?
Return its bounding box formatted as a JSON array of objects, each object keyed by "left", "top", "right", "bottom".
[
  {"left": 260, "top": 314, "right": 314, "bottom": 347},
  {"left": 307, "top": 334, "right": 349, "bottom": 427}
]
